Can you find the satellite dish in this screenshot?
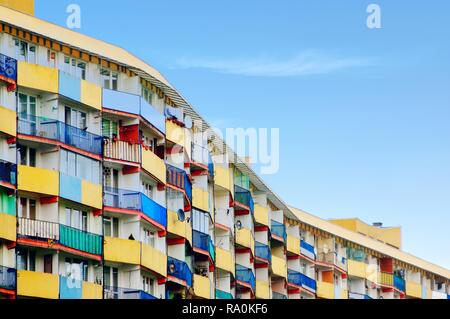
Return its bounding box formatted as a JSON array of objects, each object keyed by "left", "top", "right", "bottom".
[
  {"left": 177, "top": 209, "right": 185, "bottom": 222},
  {"left": 235, "top": 220, "right": 242, "bottom": 230},
  {"left": 184, "top": 116, "right": 193, "bottom": 129},
  {"left": 169, "top": 263, "right": 176, "bottom": 274}
]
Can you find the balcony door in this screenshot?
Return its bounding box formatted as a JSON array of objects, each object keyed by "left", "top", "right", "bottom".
[
  {"left": 65, "top": 106, "right": 88, "bottom": 148},
  {"left": 44, "top": 254, "right": 53, "bottom": 274},
  {"left": 18, "top": 93, "right": 37, "bottom": 135}
]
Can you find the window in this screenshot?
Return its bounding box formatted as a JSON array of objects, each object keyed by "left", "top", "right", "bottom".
[
  {"left": 18, "top": 93, "right": 37, "bottom": 118},
  {"left": 65, "top": 258, "right": 88, "bottom": 282},
  {"left": 60, "top": 149, "right": 101, "bottom": 184},
  {"left": 104, "top": 266, "right": 118, "bottom": 288},
  {"left": 102, "top": 119, "right": 119, "bottom": 139},
  {"left": 103, "top": 217, "right": 119, "bottom": 238},
  {"left": 104, "top": 168, "right": 119, "bottom": 189},
  {"left": 63, "top": 56, "right": 87, "bottom": 80},
  {"left": 142, "top": 228, "right": 155, "bottom": 246},
  {"left": 101, "top": 68, "right": 118, "bottom": 90},
  {"left": 18, "top": 198, "right": 36, "bottom": 219},
  {"left": 142, "top": 87, "right": 154, "bottom": 105},
  {"left": 17, "top": 248, "right": 36, "bottom": 271},
  {"left": 192, "top": 209, "right": 209, "bottom": 234},
  {"left": 65, "top": 106, "right": 87, "bottom": 130},
  {"left": 47, "top": 49, "right": 57, "bottom": 68},
  {"left": 65, "top": 208, "right": 88, "bottom": 232},
  {"left": 14, "top": 38, "right": 36, "bottom": 63},
  {"left": 141, "top": 181, "right": 153, "bottom": 198},
  {"left": 18, "top": 145, "right": 36, "bottom": 167},
  {"left": 143, "top": 276, "right": 155, "bottom": 295}
]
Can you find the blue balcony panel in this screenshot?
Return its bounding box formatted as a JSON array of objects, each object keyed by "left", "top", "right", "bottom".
[
  {"left": 167, "top": 256, "right": 193, "bottom": 287},
  {"left": 59, "top": 276, "right": 82, "bottom": 299},
  {"left": 140, "top": 98, "right": 166, "bottom": 134},
  {"left": 0, "top": 266, "right": 16, "bottom": 291},
  {"left": 271, "top": 220, "right": 287, "bottom": 243},
  {"left": 288, "top": 270, "right": 316, "bottom": 292},
  {"left": 234, "top": 185, "right": 254, "bottom": 214},
  {"left": 394, "top": 275, "right": 406, "bottom": 292},
  {"left": 104, "top": 286, "right": 157, "bottom": 299},
  {"left": 59, "top": 173, "right": 82, "bottom": 203},
  {"left": 0, "top": 160, "right": 16, "bottom": 186},
  {"left": 103, "top": 89, "right": 140, "bottom": 115},
  {"left": 140, "top": 193, "right": 167, "bottom": 228},
  {"left": 216, "top": 289, "right": 233, "bottom": 299},
  {"left": 0, "top": 53, "right": 17, "bottom": 90},
  {"left": 236, "top": 264, "right": 255, "bottom": 292},
  {"left": 255, "top": 242, "right": 271, "bottom": 263},
  {"left": 59, "top": 71, "right": 81, "bottom": 102}
]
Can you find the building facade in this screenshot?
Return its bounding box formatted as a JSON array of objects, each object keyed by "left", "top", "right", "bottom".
[{"left": 0, "top": 1, "right": 449, "bottom": 300}]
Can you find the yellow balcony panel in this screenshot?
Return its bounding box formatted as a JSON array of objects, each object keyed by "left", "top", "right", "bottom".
[
  {"left": 141, "top": 243, "right": 167, "bottom": 277},
  {"left": 347, "top": 260, "right": 367, "bottom": 279},
  {"left": 236, "top": 228, "right": 254, "bottom": 255},
  {"left": 380, "top": 272, "right": 393, "bottom": 286},
  {"left": 317, "top": 281, "right": 334, "bottom": 299},
  {"left": 81, "top": 180, "right": 102, "bottom": 209},
  {"left": 166, "top": 120, "right": 185, "bottom": 146},
  {"left": 192, "top": 187, "right": 209, "bottom": 212},
  {"left": 18, "top": 61, "right": 58, "bottom": 93},
  {"left": 406, "top": 281, "right": 422, "bottom": 299},
  {"left": 81, "top": 80, "right": 102, "bottom": 110},
  {"left": 18, "top": 165, "right": 59, "bottom": 196},
  {"left": 271, "top": 255, "right": 287, "bottom": 278},
  {"left": 167, "top": 210, "right": 192, "bottom": 244},
  {"left": 256, "top": 280, "right": 270, "bottom": 299},
  {"left": 193, "top": 274, "right": 210, "bottom": 299},
  {"left": 254, "top": 204, "right": 269, "bottom": 226},
  {"left": 82, "top": 282, "right": 103, "bottom": 299},
  {"left": 17, "top": 270, "right": 59, "bottom": 299},
  {"left": 0, "top": 106, "right": 16, "bottom": 137},
  {"left": 216, "top": 247, "right": 234, "bottom": 275},
  {"left": 141, "top": 147, "right": 166, "bottom": 184},
  {"left": 286, "top": 235, "right": 300, "bottom": 256},
  {"left": 0, "top": 212, "right": 16, "bottom": 242},
  {"left": 104, "top": 237, "right": 140, "bottom": 265},
  {"left": 214, "top": 165, "right": 232, "bottom": 193}
]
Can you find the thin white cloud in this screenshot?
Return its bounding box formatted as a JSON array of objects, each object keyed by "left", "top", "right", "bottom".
[{"left": 172, "top": 51, "right": 374, "bottom": 77}]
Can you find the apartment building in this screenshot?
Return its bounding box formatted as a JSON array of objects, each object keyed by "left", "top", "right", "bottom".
[{"left": 0, "top": 1, "right": 449, "bottom": 300}]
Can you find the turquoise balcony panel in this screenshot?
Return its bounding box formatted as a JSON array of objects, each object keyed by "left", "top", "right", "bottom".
[
  {"left": 59, "top": 173, "right": 82, "bottom": 203},
  {"left": 60, "top": 276, "right": 82, "bottom": 299},
  {"left": 216, "top": 289, "right": 233, "bottom": 299},
  {"left": 59, "top": 224, "right": 103, "bottom": 255},
  {"left": 103, "top": 88, "right": 140, "bottom": 115},
  {"left": 0, "top": 190, "right": 16, "bottom": 216},
  {"left": 59, "top": 71, "right": 81, "bottom": 102}
]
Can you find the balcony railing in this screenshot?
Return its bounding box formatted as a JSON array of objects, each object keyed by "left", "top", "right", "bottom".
[
  {"left": 380, "top": 272, "right": 393, "bottom": 286},
  {"left": 349, "top": 292, "right": 371, "bottom": 300},
  {"left": 300, "top": 240, "right": 315, "bottom": 258},
  {"left": 103, "top": 186, "right": 167, "bottom": 228},
  {"left": 193, "top": 230, "right": 215, "bottom": 261},
  {"left": 17, "top": 218, "right": 102, "bottom": 255},
  {"left": 104, "top": 286, "right": 157, "bottom": 299},
  {"left": 0, "top": 52, "right": 17, "bottom": 90},
  {"left": 272, "top": 292, "right": 288, "bottom": 299},
  {"left": 234, "top": 185, "right": 254, "bottom": 214},
  {"left": 236, "top": 264, "right": 256, "bottom": 292},
  {"left": 288, "top": 269, "right": 317, "bottom": 292},
  {"left": 394, "top": 275, "right": 406, "bottom": 292},
  {"left": 167, "top": 165, "right": 192, "bottom": 203},
  {"left": 103, "top": 138, "right": 141, "bottom": 163},
  {"left": 0, "top": 266, "right": 16, "bottom": 291},
  {"left": 191, "top": 143, "right": 209, "bottom": 165},
  {"left": 271, "top": 220, "right": 287, "bottom": 243},
  {"left": 17, "top": 113, "right": 103, "bottom": 155},
  {"left": 167, "top": 256, "right": 193, "bottom": 287},
  {"left": 255, "top": 242, "right": 271, "bottom": 263},
  {"left": 216, "top": 289, "right": 233, "bottom": 299},
  {"left": 0, "top": 160, "right": 16, "bottom": 186}
]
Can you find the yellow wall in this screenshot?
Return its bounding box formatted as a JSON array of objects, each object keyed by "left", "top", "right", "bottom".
[
  {"left": 0, "top": 0, "right": 34, "bottom": 15},
  {"left": 0, "top": 106, "right": 16, "bottom": 137},
  {"left": 81, "top": 80, "right": 102, "bottom": 110},
  {"left": 18, "top": 61, "right": 58, "bottom": 93},
  {"left": 141, "top": 147, "right": 166, "bottom": 184},
  {"left": 81, "top": 180, "right": 102, "bottom": 209},
  {"left": 17, "top": 270, "right": 59, "bottom": 299},
  {"left": 18, "top": 165, "right": 59, "bottom": 196},
  {"left": 104, "top": 237, "right": 140, "bottom": 265},
  {"left": 141, "top": 243, "right": 167, "bottom": 277},
  {"left": 254, "top": 204, "right": 269, "bottom": 226},
  {"left": 193, "top": 274, "right": 210, "bottom": 299},
  {"left": 287, "top": 235, "right": 300, "bottom": 256},
  {"left": 256, "top": 280, "right": 270, "bottom": 299},
  {"left": 0, "top": 212, "right": 16, "bottom": 242},
  {"left": 82, "top": 282, "right": 103, "bottom": 299}
]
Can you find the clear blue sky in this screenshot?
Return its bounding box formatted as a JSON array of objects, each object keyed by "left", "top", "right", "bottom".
[{"left": 36, "top": 0, "right": 450, "bottom": 268}]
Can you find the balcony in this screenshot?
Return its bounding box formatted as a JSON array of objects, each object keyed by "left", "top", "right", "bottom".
[
  {"left": 60, "top": 173, "right": 102, "bottom": 210},
  {"left": 167, "top": 256, "right": 193, "bottom": 287},
  {"left": 140, "top": 98, "right": 166, "bottom": 134},
  {"left": 0, "top": 212, "right": 16, "bottom": 242},
  {"left": 271, "top": 255, "right": 287, "bottom": 279},
  {"left": 17, "top": 218, "right": 59, "bottom": 241},
  {"left": 214, "top": 165, "right": 232, "bottom": 192},
  {"left": 102, "top": 88, "right": 140, "bottom": 114},
  {"left": 380, "top": 272, "right": 393, "bottom": 286},
  {"left": 104, "top": 139, "right": 141, "bottom": 163},
  {"left": 167, "top": 210, "right": 192, "bottom": 244},
  {"left": 300, "top": 240, "right": 316, "bottom": 260},
  {"left": 287, "top": 270, "right": 317, "bottom": 292},
  {"left": 59, "top": 275, "right": 83, "bottom": 299},
  {"left": 0, "top": 52, "right": 17, "bottom": 91},
  {"left": 255, "top": 242, "right": 271, "bottom": 263},
  {"left": 82, "top": 282, "right": 103, "bottom": 299},
  {"left": 287, "top": 235, "right": 300, "bottom": 256},
  {"left": 236, "top": 265, "right": 256, "bottom": 292},
  {"left": 431, "top": 291, "right": 447, "bottom": 299},
  {"left": 104, "top": 286, "right": 157, "bottom": 299},
  {"left": 254, "top": 204, "right": 269, "bottom": 226},
  {"left": 193, "top": 230, "right": 214, "bottom": 261},
  {"left": 17, "top": 61, "right": 58, "bottom": 93},
  {"left": 167, "top": 165, "right": 192, "bottom": 204},
  {"left": 349, "top": 292, "right": 372, "bottom": 300},
  {"left": 0, "top": 266, "right": 16, "bottom": 291},
  {"left": 59, "top": 224, "right": 102, "bottom": 256},
  {"left": 394, "top": 275, "right": 406, "bottom": 292},
  {"left": 18, "top": 165, "right": 59, "bottom": 196},
  {"left": 141, "top": 147, "right": 166, "bottom": 184},
  {"left": 192, "top": 187, "right": 210, "bottom": 212},
  {"left": 234, "top": 185, "right": 254, "bottom": 214},
  {"left": 235, "top": 227, "right": 255, "bottom": 255},
  {"left": 193, "top": 274, "right": 210, "bottom": 299},
  {"left": 166, "top": 120, "right": 185, "bottom": 146},
  {"left": 59, "top": 71, "right": 102, "bottom": 110},
  {"left": 406, "top": 281, "right": 422, "bottom": 299},
  {"left": 347, "top": 260, "right": 367, "bottom": 279},
  {"left": 317, "top": 281, "right": 334, "bottom": 299},
  {"left": 103, "top": 187, "right": 167, "bottom": 229},
  {"left": 191, "top": 143, "right": 209, "bottom": 166},
  {"left": 17, "top": 114, "right": 103, "bottom": 156},
  {"left": 215, "top": 247, "right": 234, "bottom": 274},
  {"left": 271, "top": 220, "right": 287, "bottom": 243},
  {"left": 0, "top": 105, "right": 16, "bottom": 137},
  {"left": 256, "top": 280, "right": 270, "bottom": 299},
  {"left": 17, "top": 270, "right": 59, "bottom": 299},
  {"left": 104, "top": 236, "right": 141, "bottom": 265},
  {"left": 141, "top": 243, "right": 167, "bottom": 277},
  {"left": 216, "top": 289, "right": 233, "bottom": 299}
]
